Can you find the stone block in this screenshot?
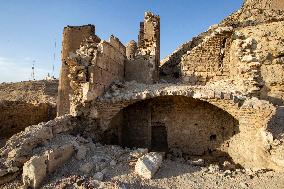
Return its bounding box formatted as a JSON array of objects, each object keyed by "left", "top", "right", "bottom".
[
  {"left": 135, "top": 152, "right": 163, "bottom": 179},
  {"left": 46, "top": 144, "right": 74, "bottom": 173},
  {"left": 80, "top": 162, "right": 94, "bottom": 174},
  {"left": 22, "top": 155, "right": 47, "bottom": 189}
]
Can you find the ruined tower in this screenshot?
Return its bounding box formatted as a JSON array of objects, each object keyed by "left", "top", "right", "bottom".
[
  {"left": 125, "top": 12, "right": 160, "bottom": 84},
  {"left": 138, "top": 12, "right": 160, "bottom": 82},
  {"left": 57, "top": 25, "right": 96, "bottom": 116},
  {"left": 126, "top": 40, "right": 137, "bottom": 60}
]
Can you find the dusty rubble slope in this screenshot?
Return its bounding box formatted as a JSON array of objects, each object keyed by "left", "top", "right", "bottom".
[{"left": 1, "top": 0, "right": 284, "bottom": 189}]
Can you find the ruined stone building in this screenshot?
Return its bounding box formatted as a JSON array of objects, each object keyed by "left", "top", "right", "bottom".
[
  {"left": 55, "top": 3, "right": 284, "bottom": 170},
  {"left": 1, "top": 0, "right": 284, "bottom": 187}
]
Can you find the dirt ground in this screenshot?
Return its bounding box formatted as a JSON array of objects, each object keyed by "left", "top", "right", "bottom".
[{"left": 1, "top": 134, "right": 284, "bottom": 189}]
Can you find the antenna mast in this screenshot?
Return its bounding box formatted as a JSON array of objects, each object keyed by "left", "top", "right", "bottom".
[
  {"left": 31, "top": 60, "right": 35, "bottom": 80},
  {"left": 53, "top": 39, "right": 56, "bottom": 77}
]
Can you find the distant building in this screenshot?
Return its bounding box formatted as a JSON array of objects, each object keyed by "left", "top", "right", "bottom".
[{"left": 44, "top": 73, "right": 56, "bottom": 81}]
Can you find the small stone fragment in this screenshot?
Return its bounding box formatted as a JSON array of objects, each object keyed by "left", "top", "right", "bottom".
[
  {"left": 110, "top": 160, "right": 117, "bottom": 166},
  {"left": 76, "top": 145, "right": 88, "bottom": 160},
  {"left": 79, "top": 162, "right": 93, "bottom": 174},
  {"left": 208, "top": 164, "right": 220, "bottom": 173},
  {"left": 188, "top": 159, "right": 204, "bottom": 166},
  {"left": 93, "top": 172, "right": 104, "bottom": 181},
  {"left": 130, "top": 148, "right": 148, "bottom": 159}
]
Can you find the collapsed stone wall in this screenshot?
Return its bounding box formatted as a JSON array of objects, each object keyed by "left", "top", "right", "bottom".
[
  {"left": 180, "top": 27, "right": 233, "bottom": 85},
  {"left": 160, "top": 30, "right": 212, "bottom": 82},
  {"left": 160, "top": 40, "right": 193, "bottom": 81},
  {"left": 67, "top": 35, "right": 126, "bottom": 116},
  {"left": 0, "top": 101, "right": 56, "bottom": 139},
  {"left": 158, "top": 1, "right": 284, "bottom": 106}
]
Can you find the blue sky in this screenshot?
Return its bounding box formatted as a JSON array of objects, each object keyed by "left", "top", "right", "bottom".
[{"left": 0, "top": 0, "right": 243, "bottom": 82}]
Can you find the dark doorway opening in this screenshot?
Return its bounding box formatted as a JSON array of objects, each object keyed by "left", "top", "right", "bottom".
[{"left": 151, "top": 122, "right": 168, "bottom": 152}]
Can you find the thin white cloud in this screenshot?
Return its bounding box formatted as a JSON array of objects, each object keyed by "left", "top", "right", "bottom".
[
  {"left": 24, "top": 57, "right": 32, "bottom": 61},
  {"left": 0, "top": 56, "right": 52, "bottom": 83}
]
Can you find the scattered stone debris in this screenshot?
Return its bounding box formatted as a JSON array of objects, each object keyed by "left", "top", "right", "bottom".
[
  {"left": 1, "top": 0, "right": 284, "bottom": 188},
  {"left": 188, "top": 159, "right": 205, "bottom": 166}
]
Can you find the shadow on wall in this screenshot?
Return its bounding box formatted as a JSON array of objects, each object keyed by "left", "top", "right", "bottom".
[
  {"left": 0, "top": 100, "right": 56, "bottom": 139},
  {"left": 102, "top": 96, "right": 240, "bottom": 159},
  {"left": 267, "top": 106, "right": 284, "bottom": 139},
  {"left": 259, "top": 85, "right": 284, "bottom": 106}
]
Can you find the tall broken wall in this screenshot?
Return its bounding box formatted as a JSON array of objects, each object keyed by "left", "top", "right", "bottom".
[
  {"left": 58, "top": 25, "right": 96, "bottom": 116},
  {"left": 67, "top": 35, "right": 126, "bottom": 116},
  {"left": 125, "top": 12, "right": 160, "bottom": 84},
  {"left": 180, "top": 27, "right": 233, "bottom": 85},
  {"left": 82, "top": 36, "right": 125, "bottom": 100}
]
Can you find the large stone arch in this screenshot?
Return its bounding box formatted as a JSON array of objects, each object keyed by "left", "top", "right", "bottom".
[
  {"left": 81, "top": 83, "right": 277, "bottom": 170},
  {"left": 105, "top": 95, "right": 240, "bottom": 158}
]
